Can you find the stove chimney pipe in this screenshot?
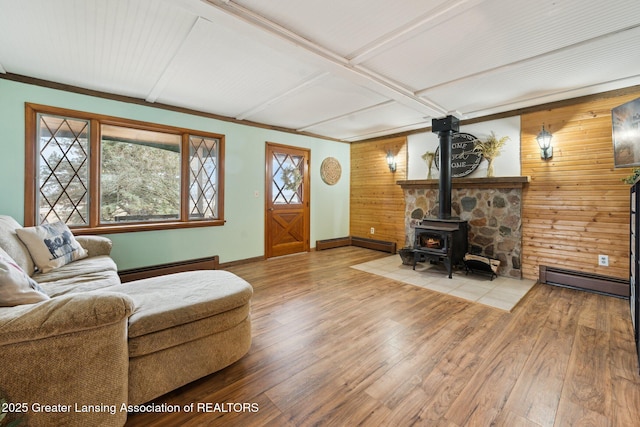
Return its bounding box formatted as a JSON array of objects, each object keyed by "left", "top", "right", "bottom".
[{"left": 432, "top": 115, "right": 459, "bottom": 219}]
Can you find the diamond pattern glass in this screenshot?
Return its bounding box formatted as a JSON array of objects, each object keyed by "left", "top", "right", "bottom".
[
  {"left": 272, "top": 153, "right": 303, "bottom": 205},
  {"left": 37, "top": 114, "right": 89, "bottom": 226},
  {"left": 189, "top": 136, "right": 219, "bottom": 219}
]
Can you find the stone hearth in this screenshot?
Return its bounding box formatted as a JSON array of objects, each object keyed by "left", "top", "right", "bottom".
[{"left": 399, "top": 177, "right": 529, "bottom": 278}]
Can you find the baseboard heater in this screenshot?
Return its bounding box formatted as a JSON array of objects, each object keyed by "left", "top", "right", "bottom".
[
  {"left": 119, "top": 255, "right": 219, "bottom": 283},
  {"left": 539, "top": 265, "right": 629, "bottom": 298},
  {"left": 316, "top": 236, "right": 396, "bottom": 254}
]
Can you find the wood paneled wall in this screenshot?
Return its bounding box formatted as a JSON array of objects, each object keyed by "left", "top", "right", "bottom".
[
  {"left": 521, "top": 92, "right": 640, "bottom": 280},
  {"left": 350, "top": 136, "right": 407, "bottom": 249}
]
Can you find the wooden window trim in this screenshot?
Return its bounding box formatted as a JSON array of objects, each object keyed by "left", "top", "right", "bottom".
[{"left": 24, "top": 103, "right": 225, "bottom": 234}]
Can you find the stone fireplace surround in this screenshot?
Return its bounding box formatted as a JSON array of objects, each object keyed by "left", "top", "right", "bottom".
[{"left": 398, "top": 177, "right": 529, "bottom": 278}]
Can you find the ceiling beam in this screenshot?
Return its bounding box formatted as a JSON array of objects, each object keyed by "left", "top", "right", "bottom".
[{"left": 348, "top": 0, "right": 487, "bottom": 65}]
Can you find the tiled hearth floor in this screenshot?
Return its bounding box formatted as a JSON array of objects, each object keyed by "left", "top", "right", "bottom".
[{"left": 351, "top": 255, "right": 536, "bottom": 312}]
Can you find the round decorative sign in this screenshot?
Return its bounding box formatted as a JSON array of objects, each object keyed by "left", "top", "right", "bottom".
[
  {"left": 435, "top": 132, "right": 482, "bottom": 177},
  {"left": 320, "top": 157, "right": 341, "bottom": 185}
]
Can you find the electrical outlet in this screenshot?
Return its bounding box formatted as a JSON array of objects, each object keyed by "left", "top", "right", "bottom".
[
  {"left": 598, "top": 254, "right": 609, "bottom": 266},
  {"left": 370, "top": 227, "right": 375, "bottom": 234}
]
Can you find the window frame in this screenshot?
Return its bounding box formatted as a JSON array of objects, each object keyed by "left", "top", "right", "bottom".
[{"left": 25, "top": 103, "right": 225, "bottom": 234}]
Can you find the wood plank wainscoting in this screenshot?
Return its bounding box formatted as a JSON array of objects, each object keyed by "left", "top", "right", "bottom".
[
  {"left": 521, "top": 90, "right": 640, "bottom": 283},
  {"left": 350, "top": 136, "right": 407, "bottom": 251}
]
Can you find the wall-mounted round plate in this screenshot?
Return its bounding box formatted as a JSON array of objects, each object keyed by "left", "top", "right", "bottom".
[{"left": 320, "top": 157, "right": 342, "bottom": 185}]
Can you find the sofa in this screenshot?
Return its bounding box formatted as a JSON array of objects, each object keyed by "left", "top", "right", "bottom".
[{"left": 0, "top": 215, "right": 253, "bottom": 426}]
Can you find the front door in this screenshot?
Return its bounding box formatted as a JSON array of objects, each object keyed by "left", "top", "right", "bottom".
[{"left": 265, "top": 142, "right": 310, "bottom": 258}]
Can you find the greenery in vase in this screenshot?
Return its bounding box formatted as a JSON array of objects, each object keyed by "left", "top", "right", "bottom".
[
  {"left": 421, "top": 151, "right": 435, "bottom": 163},
  {"left": 473, "top": 131, "right": 510, "bottom": 161},
  {"left": 421, "top": 151, "right": 435, "bottom": 178}
]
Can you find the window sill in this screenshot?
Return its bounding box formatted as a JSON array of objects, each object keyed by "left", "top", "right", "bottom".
[{"left": 71, "top": 219, "right": 225, "bottom": 235}]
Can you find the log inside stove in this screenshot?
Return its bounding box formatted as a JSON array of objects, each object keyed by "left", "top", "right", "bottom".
[{"left": 416, "top": 231, "right": 447, "bottom": 253}]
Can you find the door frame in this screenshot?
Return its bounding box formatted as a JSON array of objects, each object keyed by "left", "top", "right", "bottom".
[{"left": 264, "top": 142, "right": 311, "bottom": 258}]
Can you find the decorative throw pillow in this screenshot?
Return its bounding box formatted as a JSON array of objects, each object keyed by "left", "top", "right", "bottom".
[
  {"left": 0, "top": 247, "right": 50, "bottom": 306},
  {"left": 16, "top": 222, "right": 88, "bottom": 273}
]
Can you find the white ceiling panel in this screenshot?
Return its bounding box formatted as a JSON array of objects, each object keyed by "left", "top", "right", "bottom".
[
  {"left": 232, "top": 0, "right": 451, "bottom": 58},
  {"left": 151, "top": 17, "right": 324, "bottom": 117},
  {"left": 305, "top": 102, "right": 430, "bottom": 141},
  {"left": 421, "top": 25, "right": 640, "bottom": 118},
  {"left": 1, "top": 0, "right": 639, "bottom": 141},
  {"left": 0, "top": 0, "right": 196, "bottom": 98},
  {"left": 244, "top": 75, "right": 389, "bottom": 130},
  {"left": 361, "top": 0, "right": 640, "bottom": 91}
]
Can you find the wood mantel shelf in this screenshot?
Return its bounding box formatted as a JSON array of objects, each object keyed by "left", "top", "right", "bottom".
[{"left": 397, "top": 176, "right": 530, "bottom": 189}]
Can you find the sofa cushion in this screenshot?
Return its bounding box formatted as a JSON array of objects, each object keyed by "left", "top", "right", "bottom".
[
  {"left": 0, "top": 291, "right": 134, "bottom": 344},
  {"left": 0, "top": 215, "right": 36, "bottom": 276},
  {"left": 34, "top": 255, "right": 120, "bottom": 296},
  {"left": 39, "top": 269, "right": 122, "bottom": 297},
  {"left": 108, "top": 270, "right": 253, "bottom": 338},
  {"left": 33, "top": 255, "right": 117, "bottom": 283},
  {"left": 16, "top": 221, "right": 88, "bottom": 273},
  {"left": 128, "top": 303, "right": 250, "bottom": 357},
  {"left": 0, "top": 247, "right": 49, "bottom": 306}
]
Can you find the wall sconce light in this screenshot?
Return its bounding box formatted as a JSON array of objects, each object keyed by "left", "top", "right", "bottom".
[
  {"left": 536, "top": 124, "right": 553, "bottom": 160},
  {"left": 386, "top": 150, "right": 396, "bottom": 172}
]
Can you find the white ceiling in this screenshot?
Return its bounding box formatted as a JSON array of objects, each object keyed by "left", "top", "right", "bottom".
[{"left": 1, "top": 0, "right": 640, "bottom": 142}]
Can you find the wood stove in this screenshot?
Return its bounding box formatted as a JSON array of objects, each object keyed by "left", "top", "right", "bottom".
[
  {"left": 413, "top": 218, "right": 468, "bottom": 278},
  {"left": 410, "top": 115, "right": 468, "bottom": 278}
]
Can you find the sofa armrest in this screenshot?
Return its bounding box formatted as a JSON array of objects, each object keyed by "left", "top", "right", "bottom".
[
  {"left": 0, "top": 292, "right": 134, "bottom": 426},
  {"left": 75, "top": 235, "right": 113, "bottom": 257},
  {"left": 0, "top": 292, "right": 133, "bottom": 344}
]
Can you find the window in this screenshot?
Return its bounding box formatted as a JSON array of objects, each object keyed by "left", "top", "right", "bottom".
[{"left": 25, "top": 104, "right": 224, "bottom": 233}]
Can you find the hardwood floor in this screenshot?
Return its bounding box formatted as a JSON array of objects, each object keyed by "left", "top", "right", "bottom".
[{"left": 125, "top": 247, "right": 640, "bottom": 427}]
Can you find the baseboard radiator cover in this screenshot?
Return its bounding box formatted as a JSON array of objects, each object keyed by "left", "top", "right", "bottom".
[
  {"left": 316, "top": 236, "right": 397, "bottom": 254},
  {"left": 539, "top": 265, "right": 629, "bottom": 298},
  {"left": 350, "top": 236, "right": 397, "bottom": 254},
  {"left": 315, "top": 236, "right": 352, "bottom": 251},
  {"left": 119, "top": 256, "right": 219, "bottom": 283}
]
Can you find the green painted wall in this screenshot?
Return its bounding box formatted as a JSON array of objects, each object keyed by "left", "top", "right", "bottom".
[{"left": 0, "top": 79, "right": 350, "bottom": 269}]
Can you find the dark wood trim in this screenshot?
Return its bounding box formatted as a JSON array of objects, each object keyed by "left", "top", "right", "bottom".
[
  {"left": 90, "top": 119, "right": 101, "bottom": 228},
  {"left": 2, "top": 73, "right": 344, "bottom": 143},
  {"left": 397, "top": 176, "right": 530, "bottom": 189},
  {"left": 539, "top": 265, "right": 630, "bottom": 298},
  {"left": 362, "top": 84, "right": 640, "bottom": 142},
  {"left": 23, "top": 104, "right": 37, "bottom": 226},
  {"left": 118, "top": 256, "right": 219, "bottom": 283},
  {"left": 5, "top": 73, "right": 640, "bottom": 145},
  {"left": 316, "top": 236, "right": 352, "bottom": 250}
]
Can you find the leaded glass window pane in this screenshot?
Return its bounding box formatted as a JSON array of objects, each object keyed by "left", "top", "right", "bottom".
[
  {"left": 272, "top": 153, "right": 303, "bottom": 205},
  {"left": 36, "top": 114, "right": 89, "bottom": 226},
  {"left": 189, "top": 135, "right": 219, "bottom": 219}
]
